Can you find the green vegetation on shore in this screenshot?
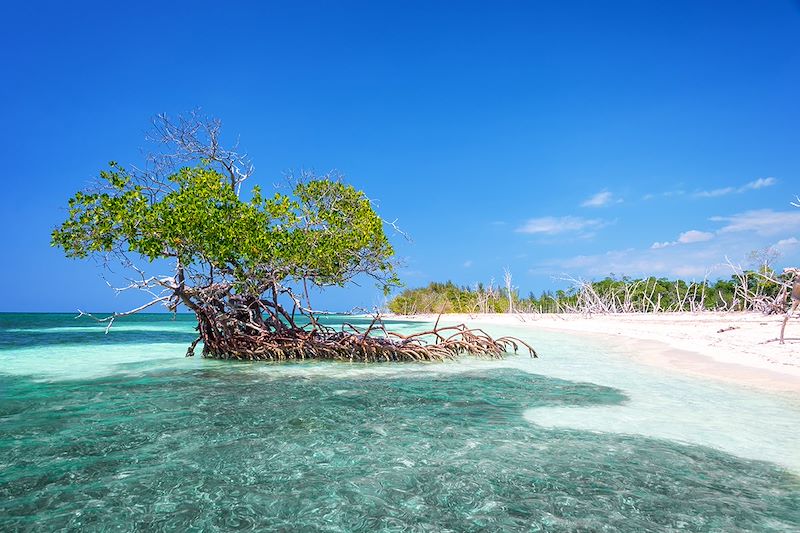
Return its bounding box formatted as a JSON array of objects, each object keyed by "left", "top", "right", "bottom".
[{"left": 388, "top": 269, "right": 791, "bottom": 315}]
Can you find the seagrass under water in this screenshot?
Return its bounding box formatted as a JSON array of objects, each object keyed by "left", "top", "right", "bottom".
[{"left": 0, "top": 314, "right": 798, "bottom": 531}]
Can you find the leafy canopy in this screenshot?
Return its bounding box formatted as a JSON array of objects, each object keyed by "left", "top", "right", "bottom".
[{"left": 52, "top": 163, "right": 399, "bottom": 294}]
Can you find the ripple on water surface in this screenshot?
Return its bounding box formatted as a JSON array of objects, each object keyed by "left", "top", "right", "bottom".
[
  {"left": 1, "top": 314, "right": 799, "bottom": 531},
  {"left": 1, "top": 365, "right": 798, "bottom": 532}
]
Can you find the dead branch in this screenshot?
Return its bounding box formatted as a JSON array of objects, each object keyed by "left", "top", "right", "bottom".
[{"left": 77, "top": 296, "right": 172, "bottom": 333}]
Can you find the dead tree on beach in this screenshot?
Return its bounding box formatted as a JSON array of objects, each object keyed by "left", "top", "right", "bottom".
[
  {"left": 778, "top": 268, "right": 800, "bottom": 344},
  {"left": 52, "top": 113, "right": 536, "bottom": 362},
  {"left": 503, "top": 268, "right": 515, "bottom": 313},
  {"left": 780, "top": 196, "right": 800, "bottom": 343}
]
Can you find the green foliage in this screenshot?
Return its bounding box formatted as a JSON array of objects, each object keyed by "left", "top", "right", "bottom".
[
  {"left": 388, "top": 281, "right": 478, "bottom": 314},
  {"left": 388, "top": 281, "right": 514, "bottom": 314},
  {"left": 52, "top": 163, "right": 398, "bottom": 294},
  {"left": 389, "top": 272, "right": 791, "bottom": 314}
]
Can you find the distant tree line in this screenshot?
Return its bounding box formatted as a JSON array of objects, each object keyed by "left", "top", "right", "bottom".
[{"left": 388, "top": 267, "right": 794, "bottom": 315}]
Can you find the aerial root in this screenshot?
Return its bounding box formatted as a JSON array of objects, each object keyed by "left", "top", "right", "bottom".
[{"left": 191, "top": 314, "right": 537, "bottom": 362}]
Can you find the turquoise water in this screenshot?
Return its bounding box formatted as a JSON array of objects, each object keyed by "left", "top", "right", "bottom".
[{"left": 1, "top": 314, "right": 798, "bottom": 531}]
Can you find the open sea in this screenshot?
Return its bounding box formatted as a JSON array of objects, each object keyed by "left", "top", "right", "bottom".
[{"left": 0, "top": 313, "right": 798, "bottom": 531}]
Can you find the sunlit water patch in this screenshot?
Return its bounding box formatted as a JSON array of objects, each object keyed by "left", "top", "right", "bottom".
[
  {"left": 1, "top": 314, "right": 799, "bottom": 531},
  {"left": 467, "top": 322, "right": 800, "bottom": 473}
]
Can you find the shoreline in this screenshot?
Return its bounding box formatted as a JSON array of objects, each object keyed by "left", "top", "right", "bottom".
[{"left": 386, "top": 312, "right": 800, "bottom": 395}]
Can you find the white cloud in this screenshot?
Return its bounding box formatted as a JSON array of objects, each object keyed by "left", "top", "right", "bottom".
[
  {"left": 516, "top": 216, "right": 605, "bottom": 235},
  {"left": 541, "top": 247, "right": 723, "bottom": 279},
  {"left": 536, "top": 243, "right": 728, "bottom": 279},
  {"left": 650, "top": 229, "right": 714, "bottom": 249},
  {"left": 677, "top": 230, "right": 714, "bottom": 244},
  {"left": 695, "top": 187, "right": 735, "bottom": 198},
  {"left": 745, "top": 177, "right": 777, "bottom": 190},
  {"left": 643, "top": 189, "right": 686, "bottom": 200},
  {"left": 773, "top": 237, "right": 799, "bottom": 251},
  {"left": 711, "top": 209, "right": 800, "bottom": 237},
  {"left": 695, "top": 177, "right": 777, "bottom": 198},
  {"left": 463, "top": 260, "right": 473, "bottom": 268},
  {"left": 527, "top": 206, "right": 800, "bottom": 282},
  {"left": 581, "top": 191, "right": 620, "bottom": 208}
]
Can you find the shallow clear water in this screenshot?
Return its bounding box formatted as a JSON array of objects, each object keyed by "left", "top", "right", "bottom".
[{"left": 1, "top": 313, "right": 798, "bottom": 531}]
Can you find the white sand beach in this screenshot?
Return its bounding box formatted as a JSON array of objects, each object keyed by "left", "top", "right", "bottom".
[{"left": 390, "top": 312, "right": 800, "bottom": 394}]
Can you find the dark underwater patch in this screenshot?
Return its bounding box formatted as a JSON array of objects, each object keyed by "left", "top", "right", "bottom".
[{"left": 1, "top": 367, "right": 798, "bottom": 532}]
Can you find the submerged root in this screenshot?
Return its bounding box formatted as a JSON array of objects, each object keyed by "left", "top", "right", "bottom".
[{"left": 189, "top": 314, "right": 537, "bottom": 362}]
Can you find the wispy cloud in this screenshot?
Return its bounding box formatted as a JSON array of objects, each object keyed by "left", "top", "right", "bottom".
[
  {"left": 534, "top": 246, "right": 726, "bottom": 279},
  {"left": 745, "top": 177, "right": 777, "bottom": 190},
  {"left": 678, "top": 230, "right": 715, "bottom": 244},
  {"left": 696, "top": 186, "right": 735, "bottom": 198},
  {"left": 694, "top": 177, "right": 777, "bottom": 198},
  {"left": 711, "top": 209, "right": 800, "bottom": 236},
  {"left": 516, "top": 216, "right": 606, "bottom": 235},
  {"left": 463, "top": 260, "right": 473, "bottom": 268},
  {"left": 652, "top": 209, "right": 798, "bottom": 250},
  {"left": 643, "top": 189, "right": 686, "bottom": 201},
  {"left": 581, "top": 190, "right": 620, "bottom": 208},
  {"left": 651, "top": 229, "right": 714, "bottom": 249},
  {"left": 531, "top": 211, "right": 800, "bottom": 280},
  {"left": 774, "top": 237, "right": 800, "bottom": 252}
]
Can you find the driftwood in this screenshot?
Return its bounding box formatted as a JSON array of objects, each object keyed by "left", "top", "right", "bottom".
[
  {"left": 187, "top": 310, "right": 537, "bottom": 362},
  {"left": 779, "top": 268, "right": 800, "bottom": 344}
]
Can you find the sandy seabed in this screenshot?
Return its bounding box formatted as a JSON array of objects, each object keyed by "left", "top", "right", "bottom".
[{"left": 388, "top": 312, "right": 800, "bottom": 395}]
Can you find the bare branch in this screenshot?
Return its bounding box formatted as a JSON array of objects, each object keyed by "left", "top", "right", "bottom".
[
  {"left": 77, "top": 296, "right": 172, "bottom": 333},
  {"left": 146, "top": 110, "right": 254, "bottom": 194}
]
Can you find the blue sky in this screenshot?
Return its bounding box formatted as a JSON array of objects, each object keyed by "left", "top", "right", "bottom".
[{"left": 1, "top": 1, "right": 799, "bottom": 312}]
